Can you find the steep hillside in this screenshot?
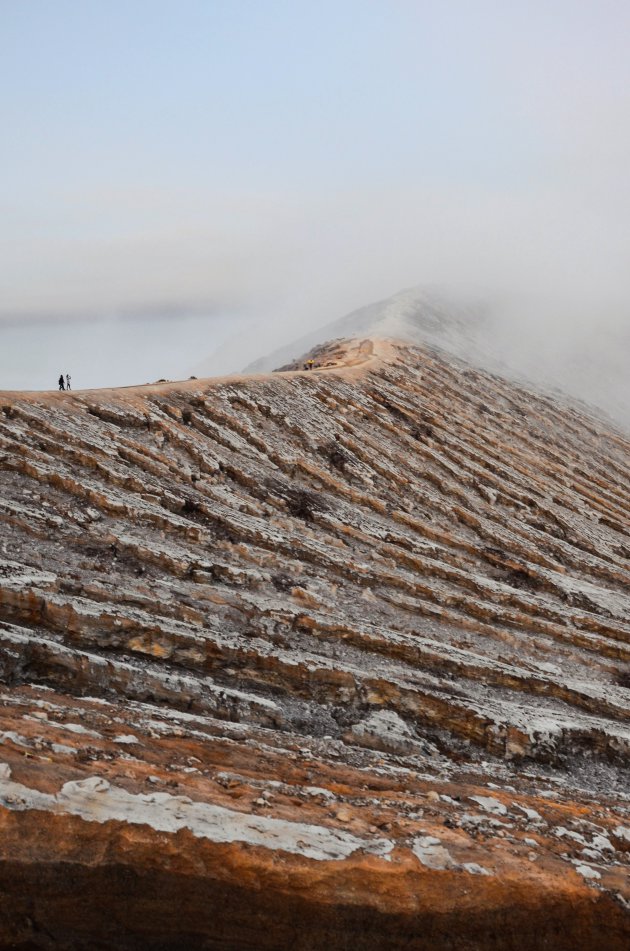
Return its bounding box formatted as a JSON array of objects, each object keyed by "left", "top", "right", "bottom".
[{"left": 0, "top": 337, "right": 629, "bottom": 950}]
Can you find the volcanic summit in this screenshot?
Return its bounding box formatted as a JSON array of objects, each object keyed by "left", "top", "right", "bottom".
[{"left": 0, "top": 319, "right": 629, "bottom": 949}]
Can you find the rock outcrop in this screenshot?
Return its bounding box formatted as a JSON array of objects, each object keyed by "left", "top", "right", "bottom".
[{"left": 0, "top": 337, "right": 628, "bottom": 949}]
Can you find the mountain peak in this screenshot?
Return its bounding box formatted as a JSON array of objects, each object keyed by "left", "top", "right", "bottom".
[
  {"left": 245, "top": 284, "right": 491, "bottom": 373},
  {"left": 243, "top": 285, "right": 630, "bottom": 431}
]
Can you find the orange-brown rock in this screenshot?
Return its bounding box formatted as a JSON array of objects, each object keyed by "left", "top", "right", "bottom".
[{"left": 0, "top": 337, "right": 628, "bottom": 949}]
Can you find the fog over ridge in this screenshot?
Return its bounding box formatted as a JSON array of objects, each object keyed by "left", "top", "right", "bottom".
[
  {"left": 218, "top": 284, "right": 628, "bottom": 431},
  {"left": 1, "top": 1, "right": 629, "bottom": 418}
]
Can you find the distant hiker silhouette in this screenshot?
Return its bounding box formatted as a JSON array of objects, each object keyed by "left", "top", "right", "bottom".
[
  {"left": 66, "top": 374, "right": 71, "bottom": 391},
  {"left": 58, "top": 374, "right": 65, "bottom": 391}
]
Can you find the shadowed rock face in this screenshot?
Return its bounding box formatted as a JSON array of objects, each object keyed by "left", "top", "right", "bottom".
[{"left": 0, "top": 337, "right": 629, "bottom": 949}]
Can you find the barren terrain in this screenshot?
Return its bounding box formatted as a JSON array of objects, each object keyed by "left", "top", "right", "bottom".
[{"left": 0, "top": 337, "right": 628, "bottom": 949}]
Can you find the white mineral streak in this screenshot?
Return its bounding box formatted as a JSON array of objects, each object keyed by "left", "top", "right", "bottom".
[
  {"left": 469, "top": 796, "right": 507, "bottom": 816},
  {"left": 0, "top": 767, "right": 393, "bottom": 862},
  {"left": 462, "top": 863, "right": 492, "bottom": 876},
  {"left": 304, "top": 786, "right": 336, "bottom": 799},
  {"left": 412, "top": 836, "right": 456, "bottom": 870},
  {"left": 54, "top": 722, "right": 102, "bottom": 738},
  {"left": 547, "top": 573, "right": 630, "bottom": 620},
  {"left": 513, "top": 804, "right": 542, "bottom": 822},
  {"left": 51, "top": 743, "right": 76, "bottom": 755},
  {"left": 411, "top": 836, "right": 494, "bottom": 876},
  {"left": 554, "top": 827, "right": 587, "bottom": 845},
  {"left": 590, "top": 834, "right": 614, "bottom": 853},
  {"left": 0, "top": 560, "right": 57, "bottom": 588},
  {"left": 0, "top": 731, "right": 33, "bottom": 749},
  {"left": 575, "top": 865, "right": 601, "bottom": 881},
  {"left": 350, "top": 710, "right": 425, "bottom": 755}
]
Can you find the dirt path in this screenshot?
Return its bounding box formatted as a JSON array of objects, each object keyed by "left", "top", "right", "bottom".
[{"left": 0, "top": 337, "right": 391, "bottom": 404}]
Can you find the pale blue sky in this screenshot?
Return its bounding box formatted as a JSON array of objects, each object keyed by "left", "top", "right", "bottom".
[{"left": 1, "top": 1, "right": 630, "bottom": 386}]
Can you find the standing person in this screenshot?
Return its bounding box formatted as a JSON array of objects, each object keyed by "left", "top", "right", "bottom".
[
  {"left": 66, "top": 373, "right": 71, "bottom": 391},
  {"left": 58, "top": 374, "right": 65, "bottom": 391}
]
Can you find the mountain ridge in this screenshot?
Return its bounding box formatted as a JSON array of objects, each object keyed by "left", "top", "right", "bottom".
[
  {"left": 0, "top": 337, "right": 628, "bottom": 948},
  {"left": 238, "top": 286, "right": 630, "bottom": 432},
  {"left": 244, "top": 285, "right": 492, "bottom": 373}
]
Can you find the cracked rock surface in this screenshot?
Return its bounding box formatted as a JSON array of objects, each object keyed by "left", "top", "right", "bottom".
[{"left": 0, "top": 337, "right": 629, "bottom": 949}]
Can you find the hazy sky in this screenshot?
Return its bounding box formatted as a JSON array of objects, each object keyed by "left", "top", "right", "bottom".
[{"left": 1, "top": 1, "right": 629, "bottom": 388}]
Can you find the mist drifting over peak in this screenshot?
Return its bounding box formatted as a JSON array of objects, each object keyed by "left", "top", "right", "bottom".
[
  {"left": 230, "top": 285, "right": 630, "bottom": 431},
  {"left": 1, "top": 2, "right": 629, "bottom": 413}
]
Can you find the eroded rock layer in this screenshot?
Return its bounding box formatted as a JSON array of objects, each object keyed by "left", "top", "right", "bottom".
[{"left": 0, "top": 338, "right": 629, "bottom": 949}]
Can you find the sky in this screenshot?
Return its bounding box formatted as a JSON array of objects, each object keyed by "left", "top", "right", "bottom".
[{"left": 1, "top": 1, "right": 629, "bottom": 391}]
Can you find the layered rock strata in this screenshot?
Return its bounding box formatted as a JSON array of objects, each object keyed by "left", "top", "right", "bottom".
[{"left": 0, "top": 337, "right": 629, "bottom": 949}]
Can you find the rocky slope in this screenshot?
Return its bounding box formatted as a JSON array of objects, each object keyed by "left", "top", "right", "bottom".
[
  {"left": 0, "top": 337, "right": 629, "bottom": 949},
  {"left": 242, "top": 286, "right": 630, "bottom": 429}
]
